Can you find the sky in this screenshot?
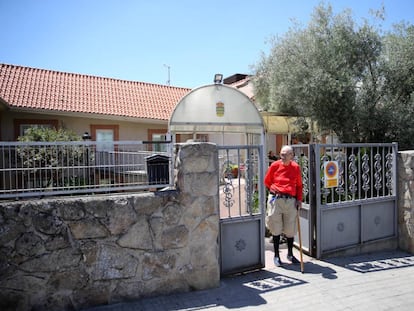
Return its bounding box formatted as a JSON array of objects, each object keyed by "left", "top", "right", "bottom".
[{"left": 1, "top": 0, "right": 414, "bottom": 89}]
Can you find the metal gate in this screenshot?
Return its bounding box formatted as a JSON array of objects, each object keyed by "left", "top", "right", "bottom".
[
  {"left": 291, "top": 144, "right": 314, "bottom": 255},
  {"left": 218, "top": 145, "right": 266, "bottom": 275},
  {"left": 292, "top": 143, "right": 398, "bottom": 258}
]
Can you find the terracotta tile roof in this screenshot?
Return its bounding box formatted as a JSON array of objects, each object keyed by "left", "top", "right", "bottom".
[{"left": 0, "top": 63, "right": 191, "bottom": 121}]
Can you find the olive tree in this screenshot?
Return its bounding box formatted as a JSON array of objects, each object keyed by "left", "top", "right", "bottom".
[
  {"left": 253, "top": 3, "right": 414, "bottom": 149},
  {"left": 380, "top": 23, "right": 414, "bottom": 149}
]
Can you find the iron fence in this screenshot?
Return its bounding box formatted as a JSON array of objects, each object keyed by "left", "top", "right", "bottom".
[
  {"left": 314, "top": 143, "right": 398, "bottom": 205},
  {"left": 0, "top": 140, "right": 172, "bottom": 199},
  {"left": 291, "top": 143, "right": 398, "bottom": 205},
  {"left": 218, "top": 145, "right": 263, "bottom": 217}
]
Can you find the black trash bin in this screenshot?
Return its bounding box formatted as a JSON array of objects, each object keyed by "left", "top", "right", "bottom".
[{"left": 146, "top": 154, "right": 170, "bottom": 185}]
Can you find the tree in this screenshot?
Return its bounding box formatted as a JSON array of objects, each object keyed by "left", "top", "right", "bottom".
[
  {"left": 17, "top": 127, "right": 88, "bottom": 188},
  {"left": 18, "top": 127, "right": 82, "bottom": 143},
  {"left": 380, "top": 23, "right": 414, "bottom": 149},
  {"left": 253, "top": 3, "right": 414, "bottom": 150}
]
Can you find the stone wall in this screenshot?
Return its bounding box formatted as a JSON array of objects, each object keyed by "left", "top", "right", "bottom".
[
  {"left": 398, "top": 150, "right": 414, "bottom": 253},
  {"left": 0, "top": 142, "right": 220, "bottom": 311}
]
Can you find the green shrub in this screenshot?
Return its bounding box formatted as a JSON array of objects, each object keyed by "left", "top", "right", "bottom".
[{"left": 17, "top": 127, "right": 87, "bottom": 188}]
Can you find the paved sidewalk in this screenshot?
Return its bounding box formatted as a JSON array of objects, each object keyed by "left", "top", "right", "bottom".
[{"left": 83, "top": 244, "right": 414, "bottom": 311}]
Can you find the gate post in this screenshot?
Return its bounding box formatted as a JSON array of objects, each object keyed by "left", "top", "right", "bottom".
[
  {"left": 308, "top": 143, "right": 318, "bottom": 257},
  {"left": 314, "top": 144, "right": 323, "bottom": 259}
]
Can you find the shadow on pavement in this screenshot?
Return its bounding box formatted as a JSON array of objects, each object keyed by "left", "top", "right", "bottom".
[
  {"left": 182, "top": 269, "right": 307, "bottom": 310},
  {"left": 322, "top": 250, "right": 414, "bottom": 273},
  {"left": 265, "top": 238, "right": 338, "bottom": 279},
  {"left": 83, "top": 269, "right": 306, "bottom": 311},
  {"left": 279, "top": 261, "right": 338, "bottom": 279}
]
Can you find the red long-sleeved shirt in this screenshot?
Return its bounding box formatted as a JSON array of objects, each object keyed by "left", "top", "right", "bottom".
[{"left": 264, "top": 160, "right": 303, "bottom": 201}]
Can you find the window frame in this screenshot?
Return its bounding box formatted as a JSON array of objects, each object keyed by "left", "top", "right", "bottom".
[{"left": 14, "top": 119, "right": 59, "bottom": 139}]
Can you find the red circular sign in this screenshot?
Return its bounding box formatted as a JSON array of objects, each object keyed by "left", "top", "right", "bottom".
[{"left": 325, "top": 161, "right": 337, "bottom": 177}]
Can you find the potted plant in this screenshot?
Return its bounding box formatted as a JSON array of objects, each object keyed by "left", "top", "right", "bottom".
[{"left": 230, "top": 164, "right": 239, "bottom": 178}]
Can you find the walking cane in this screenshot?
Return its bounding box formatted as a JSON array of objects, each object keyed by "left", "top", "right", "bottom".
[{"left": 296, "top": 211, "right": 305, "bottom": 273}]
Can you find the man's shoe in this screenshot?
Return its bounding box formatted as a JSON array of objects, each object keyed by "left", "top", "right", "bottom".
[
  {"left": 287, "top": 255, "right": 300, "bottom": 264},
  {"left": 273, "top": 256, "right": 283, "bottom": 267}
]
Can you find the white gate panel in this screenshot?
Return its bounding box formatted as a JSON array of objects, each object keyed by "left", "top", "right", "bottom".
[
  {"left": 321, "top": 205, "right": 360, "bottom": 251},
  {"left": 362, "top": 200, "right": 396, "bottom": 242},
  {"left": 295, "top": 203, "right": 311, "bottom": 253},
  {"left": 220, "top": 218, "right": 263, "bottom": 274}
]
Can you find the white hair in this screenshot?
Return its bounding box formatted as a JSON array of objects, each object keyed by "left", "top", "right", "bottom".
[{"left": 280, "top": 145, "right": 293, "bottom": 154}]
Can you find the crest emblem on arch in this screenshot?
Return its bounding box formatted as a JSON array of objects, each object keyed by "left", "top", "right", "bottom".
[{"left": 216, "top": 101, "right": 224, "bottom": 117}]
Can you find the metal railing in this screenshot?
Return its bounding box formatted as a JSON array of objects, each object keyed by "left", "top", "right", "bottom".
[
  {"left": 218, "top": 145, "right": 264, "bottom": 217},
  {"left": 314, "top": 143, "right": 398, "bottom": 204},
  {"left": 0, "top": 140, "right": 173, "bottom": 199}
]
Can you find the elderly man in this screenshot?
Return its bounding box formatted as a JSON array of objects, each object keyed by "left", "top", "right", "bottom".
[{"left": 264, "top": 145, "right": 303, "bottom": 266}]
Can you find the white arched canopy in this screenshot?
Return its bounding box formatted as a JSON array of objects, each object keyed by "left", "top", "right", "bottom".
[
  {"left": 169, "top": 84, "right": 265, "bottom": 136},
  {"left": 169, "top": 84, "right": 267, "bottom": 275}
]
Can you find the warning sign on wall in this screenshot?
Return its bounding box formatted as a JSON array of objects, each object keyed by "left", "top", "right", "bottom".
[{"left": 324, "top": 161, "right": 339, "bottom": 188}]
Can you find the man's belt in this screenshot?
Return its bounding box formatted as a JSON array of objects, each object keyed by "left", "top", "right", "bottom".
[{"left": 270, "top": 192, "right": 295, "bottom": 199}]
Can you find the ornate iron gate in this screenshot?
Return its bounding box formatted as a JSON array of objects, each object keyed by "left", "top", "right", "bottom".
[
  {"left": 218, "top": 145, "right": 266, "bottom": 275},
  {"left": 291, "top": 144, "right": 315, "bottom": 255},
  {"left": 292, "top": 143, "right": 398, "bottom": 259}
]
